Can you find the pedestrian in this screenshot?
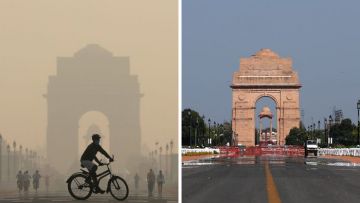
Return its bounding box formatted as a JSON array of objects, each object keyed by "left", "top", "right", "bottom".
[
  {"left": 32, "top": 170, "right": 41, "bottom": 192},
  {"left": 157, "top": 170, "right": 165, "bottom": 198},
  {"left": 16, "top": 170, "right": 23, "bottom": 193},
  {"left": 23, "top": 171, "right": 31, "bottom": 195},
  {"left": 134, "top": 173, "right": 140, "bottom": 192},
  {"left": 147, "top": 169, "right": 155, "bottom": 197}
]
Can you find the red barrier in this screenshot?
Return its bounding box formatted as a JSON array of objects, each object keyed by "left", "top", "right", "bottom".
[{"left": 216, "top": 146, "right": 304, "bottom": 157}]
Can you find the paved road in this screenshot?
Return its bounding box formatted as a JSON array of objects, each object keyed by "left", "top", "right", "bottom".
[
  {"left": 182, "top": 155, "right": 360, "bottom": 203},
  {"left": 0, "top": 192, "right": 177, "bottom": 203}
]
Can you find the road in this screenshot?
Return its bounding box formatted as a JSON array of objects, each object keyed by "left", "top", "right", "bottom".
[
  {"left": 182, "top": 155, "right": 360, "bottom": 203},
  {"left": 0, "top": 192, "right": 178, "bottom": 203}
]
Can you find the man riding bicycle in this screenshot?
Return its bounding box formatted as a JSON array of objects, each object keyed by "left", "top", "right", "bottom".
[{"left": 80, "top": 134, "right": 113, "bottom": 194}]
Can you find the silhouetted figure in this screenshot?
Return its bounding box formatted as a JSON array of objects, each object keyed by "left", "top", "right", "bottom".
[
  {"left": 80, "top": 134, "right": 113, "bottom": 194},
  {"left": 147, "top": 169, "right": 155, "bottom": 197},
  {"left": 16, "top": 170, "right": 23, "bottom": 193},
  {"left": 45, "top": 175, "right": 50, "bottom": 193},
  {"left": 23, "top": 171, "right": 31, "bottom": 195},
  {"left": 134, "top": 173, "right": 140, "bottom": 192},
  {"left": 32, "top": 170, "right": 41, "bottom": 192},
  {"left": 157, "top": 170, "right": 165, "bottom": 198}
]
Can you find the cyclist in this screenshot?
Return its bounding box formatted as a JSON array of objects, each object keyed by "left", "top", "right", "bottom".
[{"left": 80, "top": 134, "right": 113, "bottom": 194}]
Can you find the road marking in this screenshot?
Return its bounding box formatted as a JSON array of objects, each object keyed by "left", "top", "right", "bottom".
[{"left": 265, "top": 162, "right": 282, "bottom": 203}]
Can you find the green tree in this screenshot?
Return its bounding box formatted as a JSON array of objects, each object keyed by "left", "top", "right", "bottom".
[
  {"left": 182, "top": 109, "right": 206, "bottom": 147},
  {"left": 285, "top": 127, "right": 307, "bottom": 145},
  {"left": 330, "top": 118, "right": 356, "bottom": 146}
]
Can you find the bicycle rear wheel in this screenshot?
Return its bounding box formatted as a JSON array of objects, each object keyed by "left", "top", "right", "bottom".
[
  {"left": 67, "top": 173, "right": 93, "bottom": 200},
  {"left": 109, "top": 176, "right": 129, "bottom": 201}
]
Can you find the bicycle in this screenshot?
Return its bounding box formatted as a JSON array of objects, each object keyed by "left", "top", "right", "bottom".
[{"left": 66, "top": 158, "right": 129, "bottom": 201}]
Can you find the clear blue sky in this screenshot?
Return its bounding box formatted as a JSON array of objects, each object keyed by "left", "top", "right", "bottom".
[{"left": 183, "top": 0, "right": 360, "bottom": 128}]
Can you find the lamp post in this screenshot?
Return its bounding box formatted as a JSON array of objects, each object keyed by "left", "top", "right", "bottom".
[
  {"left": 19, "top": 145, "right": 22, "bottom": 170},
  {"left": 165, "top": 144, "right": 169, "bottom": 178},
  {"left": 188, "top": 111, "right": 192, "bottom": 147},
  {"left": 13, "top": 141, "right": 16, "bottom": 174},
  {"left": 324, "top": 118, "right": 328, "bottom": 147},
  {"left": 208, "top": 118, "right": 211, "bottom": 146},
  {"left": 25, "top": 148, "right": 28, "bottom": 169},
  {"left": 159, "top": 146, "right": 162, "bottom": 170},
  {"left": 170, "top": 140, "right": 173, "bottom": 181},
  {"left": 329, "top": 115, "right": 333, "bottom": 146},
  {"left": 195, "top": 118, "right": 199, "bottom": 147},
  {"left": 202, "top": 115, "right": 205, "bottom": 146},
  {"left": 213, "top": 121, "right": 216, "bottom": 146},
  {"left": 7, "top": 144, "right": 10, "bottom": 182},
  {"left": 0, "top": 134, "right": 2, "bottom": 182},
  {"left": 357, "top": 100, "right": 360, "bottom": 145}
]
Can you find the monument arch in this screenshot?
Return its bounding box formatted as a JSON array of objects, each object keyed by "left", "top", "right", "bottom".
[
  {"left": 231, "top": 49, "right": 301, "bottom": 146},
  {"left": 45, "top": 44, "right": 142, "bottom": 173}
]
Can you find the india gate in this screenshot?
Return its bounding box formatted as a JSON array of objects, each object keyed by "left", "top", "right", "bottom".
[{"left": 231, "top": 49, "right": 301, "bottom": 146}]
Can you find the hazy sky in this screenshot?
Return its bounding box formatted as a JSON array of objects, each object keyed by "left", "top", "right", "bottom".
[
  {"left": 0, "top": 0, "right": 178, "bottom": 155},
  {"left": 183, "top": 0, "right": 360, "bottom": 128}
]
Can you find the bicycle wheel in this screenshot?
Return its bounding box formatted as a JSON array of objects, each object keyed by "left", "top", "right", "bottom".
[
  {"left": 67, "top": 173, "right": 93, "bottom": 200},
  {"left": 109, "top": 176, "right": 129, "bottom": 201}
]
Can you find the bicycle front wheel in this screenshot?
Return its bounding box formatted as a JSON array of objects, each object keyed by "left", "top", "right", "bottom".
[
  {"left": 67, "top": 173, "right": 92, "bottom": 200},
  {"left": 109, "top": 176, "right": 129, "bottom": 201}
]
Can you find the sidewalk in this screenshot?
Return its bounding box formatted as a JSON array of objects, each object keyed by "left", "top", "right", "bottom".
[
  {"left": 182, "top": 154, "right": 217, "bottom": 162},
  {"left": 320, "top": 155, "right": 360, "bottom": 164}
]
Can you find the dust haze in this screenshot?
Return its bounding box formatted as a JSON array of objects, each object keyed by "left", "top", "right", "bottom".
[{"left": 0, "top": 0, "right": 178, "bottom": 196}]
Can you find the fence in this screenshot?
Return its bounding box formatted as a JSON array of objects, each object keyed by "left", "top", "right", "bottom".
[
  {"left": 319, "top": 148, "right": 360, "bottom": 157},
  {"left": 181, "top": 148, "right": 220, "bottom": 155}
]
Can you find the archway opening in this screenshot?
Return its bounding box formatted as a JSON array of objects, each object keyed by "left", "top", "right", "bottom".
[
  {"left": 255, "top": 97, "right": 277, "bottom": 145},
  {"left": 78, "top": 111, "right": 110, "bottom": 157}
]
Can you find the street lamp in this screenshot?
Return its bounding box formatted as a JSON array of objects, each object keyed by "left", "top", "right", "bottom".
[
  {"left": 195, "top": 118, "right": 199, "bottom": 147},
  {"left": 329, "top": 115, "right": 333, "bottom": 146},
  {"left": 188, "top": 111, "right": 192, "bottom": 147},
  {"left": 7, "top": 144, "right": 10, "bottom": 182},
  {"left": 19, "top": 145, "right": 23, "bottom": 169},
  {"left": 0, "top": 134, "right": 2, "bottom": 182},
  {"left": 13, "top": 141, "right": 16, "bottom": 174},
  {"left": 207, "top": 118, "right": 211, "bottom": 146},
  {"left": 202, "top": 115, "right": 205, "bottom": 146},
  {"left": 170, "top": 140, "right": 173, "bottom": 181},
  {"left": 166, "top": 144, "right": 169, "bottom": 178},
  {"left": 357, "top": 100, "right": 360, "bottom": 145},
  {"left": 324, "top": 118, "right": 328, "bottom": 147},
  {"left": 159, "top": 146, "right": 162, "bottom": 170}
]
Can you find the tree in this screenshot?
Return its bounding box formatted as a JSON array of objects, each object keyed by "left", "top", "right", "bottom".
[
  {"left": 285, "top": 127, "right": 307, "bottom": 145},
  {"left": 182, "top": 109, "right": 206, "bottom": 147},
  {"left": 330, "top": 118, "right": 356, "bottom": 146}
]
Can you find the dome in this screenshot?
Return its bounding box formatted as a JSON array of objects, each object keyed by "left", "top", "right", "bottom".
[
  {"left": 259, "top": 106, "right": 273, "bottom": 118},
  {"left": 253, "top": 48, "right": 279, "bottom": 58}
]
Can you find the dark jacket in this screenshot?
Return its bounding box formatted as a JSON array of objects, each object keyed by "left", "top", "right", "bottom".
[{"left": 80, "top": 142, "right": 111, "bottom": 161}]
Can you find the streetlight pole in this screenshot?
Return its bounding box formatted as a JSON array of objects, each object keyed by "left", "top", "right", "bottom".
[
  {"left": 208, "top": 119, "right": 211, "bottom": 147},
  {"left": 357, "top": 100, "right": 360, "bottom": 145},
  {"left": 195, "top": 118, "right": 199, "bottom": 147},
  {"left": 159, "top": 146, "right": 162, "bottom": 170},
  {"left": 0, "top": 134, "right": 2, "bottom": 182},
  {"left": 324, "top": 118, "right": 328, "bottom": 147},
  {"left": 165, "top": 144, "right": 169, "bottom": 179},
  {"left": 170, "top": 140, "right": 173, "bottom": 181},
  {"left": 329, "top": 115, "right": 333, "bottom": 146},
  {"left": 7, "top": 145, "right": 10, "bottom": 182},
  {"left": 188, "top": 111, "right": 192, "bottom": 147},
  {"left": 13, "top": 141, "right": 16, "bottom": 175}
]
